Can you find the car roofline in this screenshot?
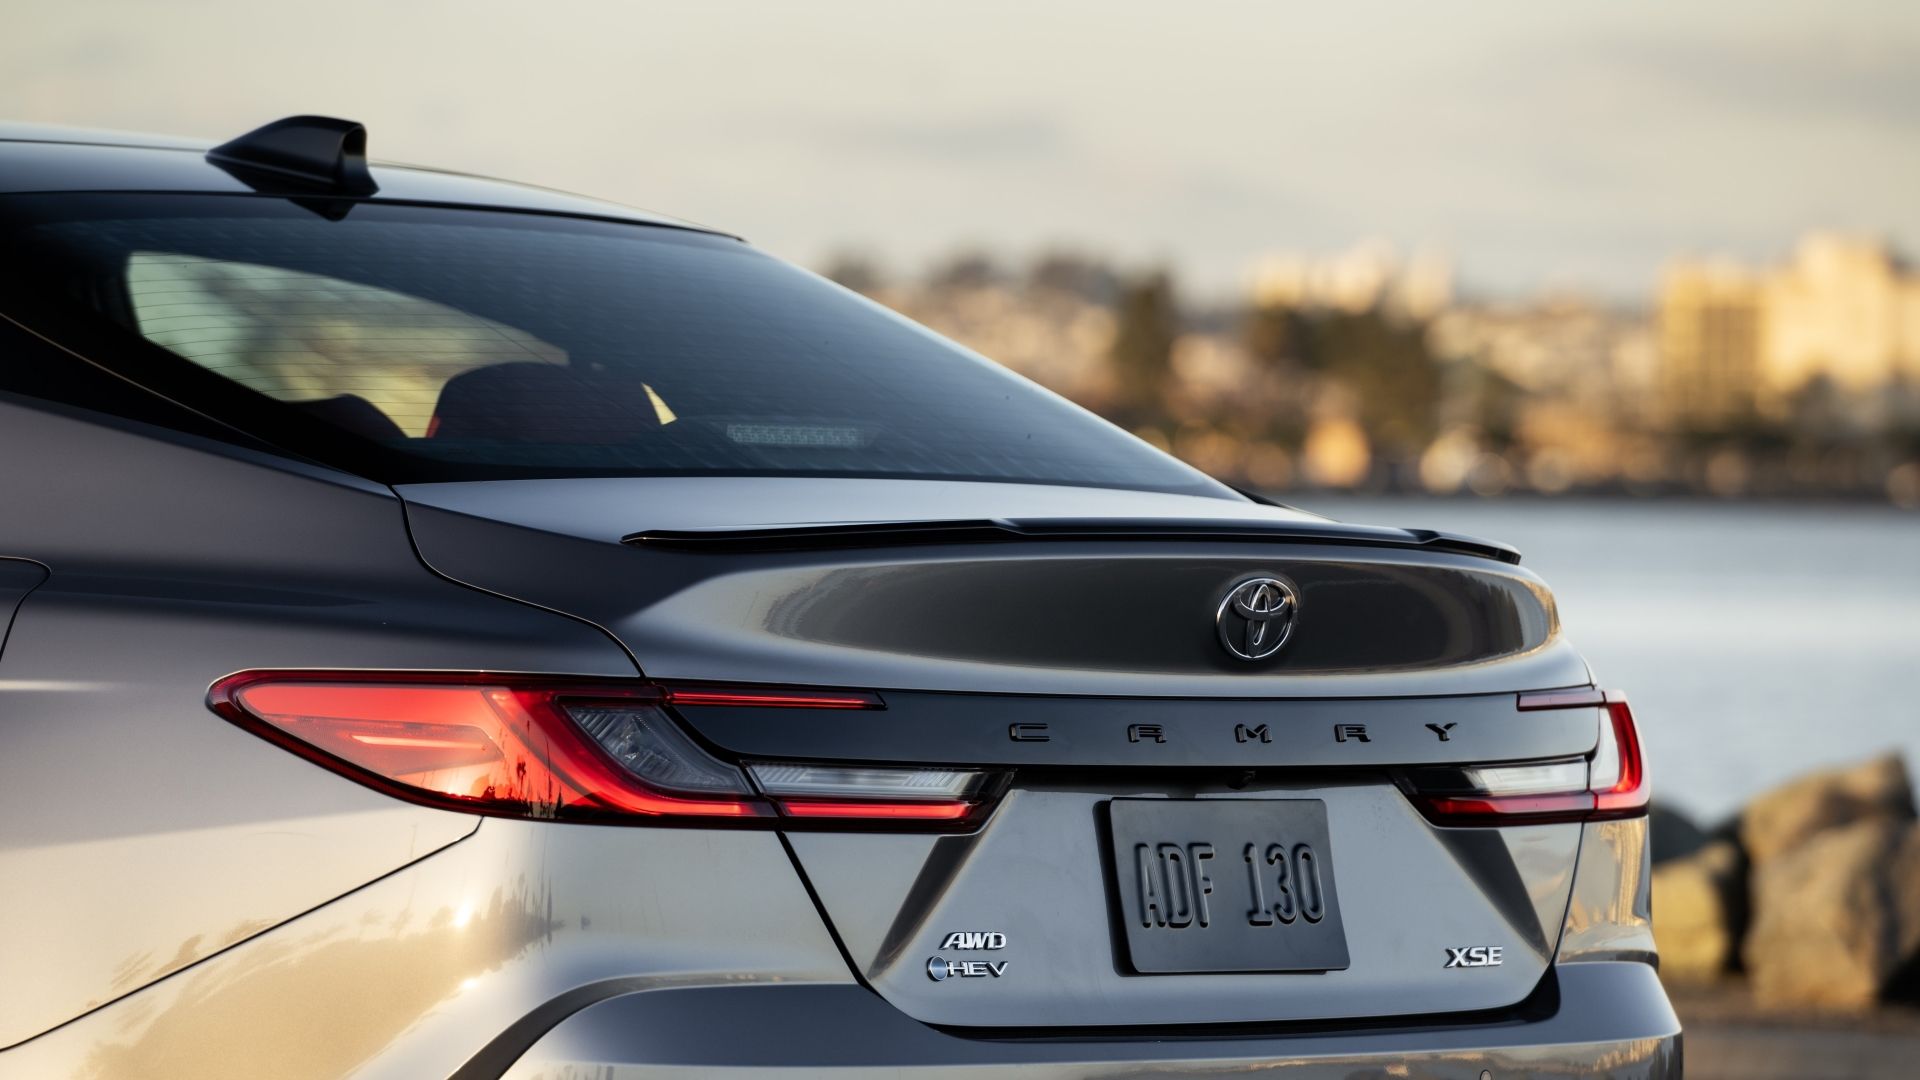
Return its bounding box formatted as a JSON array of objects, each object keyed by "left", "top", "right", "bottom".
[
  {"left": 0, "top": 121, "right": 734, "bottom": 238},
  {"left": 0, "top": 120, "right": 212, "bottom": 151}
]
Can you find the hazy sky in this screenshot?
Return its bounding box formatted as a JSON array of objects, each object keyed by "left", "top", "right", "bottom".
[{"left": 7, "top": 0, "right": 1917, "bottom": 300}]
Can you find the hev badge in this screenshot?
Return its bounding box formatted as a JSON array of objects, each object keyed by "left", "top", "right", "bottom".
[{"left": 928, "top": 930, "right": 1009, "bottom": 981}]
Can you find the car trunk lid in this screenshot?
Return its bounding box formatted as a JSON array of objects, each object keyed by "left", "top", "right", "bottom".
[
  {"left": 395, "top": 477, "right": 1596, "bottom": 1026},
  {"left": 395, "top": 476, "right": 1585, "bottom": 697}
]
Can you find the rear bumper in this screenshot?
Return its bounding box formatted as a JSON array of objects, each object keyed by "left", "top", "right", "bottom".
[{"left": 499, "top": 960, "right": 1681, "bottom": 1078}]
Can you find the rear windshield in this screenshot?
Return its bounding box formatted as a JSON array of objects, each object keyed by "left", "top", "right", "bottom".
[{"left": 0, "top": 194, "right": 1229, "bottom": 497}]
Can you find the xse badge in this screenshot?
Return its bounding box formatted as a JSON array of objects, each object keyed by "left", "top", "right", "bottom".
[{"left": 1444, "top": 945, "right": 1504, "bottom": 969}]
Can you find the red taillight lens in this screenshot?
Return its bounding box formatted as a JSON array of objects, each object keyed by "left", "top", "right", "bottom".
[
  {"left": 661, "top": 685, "right": 883, "bottom": 709},
  {"left": 208, "top": 672, "right": 993, "bottom": 827},
  {"left": 1590, "top": 691, "right": 1650, "bottom": 818},
  {"left": 779, "top": 800, "right": 974, "bottom": 821},
  {"left": 1402, "top": 689, "right": 1648, "bottom": 826},
  {"left": 212, "top": 674, "right": 771, "bottom": 820}
]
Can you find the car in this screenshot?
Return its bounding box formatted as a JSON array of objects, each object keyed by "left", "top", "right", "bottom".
[{"left": 0, "top": 116, "right": 1680, "bottom": 1079}]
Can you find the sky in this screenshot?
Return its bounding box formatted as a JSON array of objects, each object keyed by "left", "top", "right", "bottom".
[{"left": 6, "top": 0, "right": 1918, "bottom": 301}]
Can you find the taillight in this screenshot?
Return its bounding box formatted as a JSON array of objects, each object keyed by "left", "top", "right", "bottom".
[
  {"left": 208, "top": 672, "right": 994, "bottom": 827},
  {"left": 748, "top": 763, "right": 1000, "bottom": 820},
  {"left": 660, "top": 685, "right": 884, "bottom": 709},
  {"left": 1401, "top": 689, "right": 1648, "bottom": 826},
  {"left": 1587, "top": 691, "right": 1649, "bottom": 818}
]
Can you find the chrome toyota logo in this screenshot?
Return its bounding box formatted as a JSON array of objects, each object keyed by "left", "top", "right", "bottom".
[{"left": 1216, "top": 577, "right": 1297, "bottom": 661}]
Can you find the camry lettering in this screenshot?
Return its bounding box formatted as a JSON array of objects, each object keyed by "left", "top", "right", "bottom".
[{"left": 1001, "top": 719, "right": 1484, "bottom": 748}]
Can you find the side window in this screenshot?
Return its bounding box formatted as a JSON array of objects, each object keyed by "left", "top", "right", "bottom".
[{"left": 124, "top": 253, "right": 574, "bottom": 438}]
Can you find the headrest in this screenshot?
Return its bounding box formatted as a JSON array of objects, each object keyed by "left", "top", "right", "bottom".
[{"left": 428, "top": 362, "right": 661, "bottom": 443}]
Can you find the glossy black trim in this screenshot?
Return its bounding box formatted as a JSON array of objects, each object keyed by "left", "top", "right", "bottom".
[
  {"left": 446, "top": 976, "right": 665, "bottom": 1080},
  {"left": 931, "top": 964, "right": 1562, "bottom": 1041},
  {"left": 627, "top": 517, "right": 1522, "bottom": 564}
]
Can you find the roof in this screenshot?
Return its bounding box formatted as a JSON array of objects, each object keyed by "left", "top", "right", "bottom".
[{"left": 0, "top": 121, "right": 727, "bottom": 235}]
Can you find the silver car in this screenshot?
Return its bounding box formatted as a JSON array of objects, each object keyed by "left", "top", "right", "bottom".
[{"left": 0, "top": 116, "right": 1678, "bottom": 1079}]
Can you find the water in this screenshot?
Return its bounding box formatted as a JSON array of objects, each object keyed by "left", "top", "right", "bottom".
[{"left": 1298, "top": 496, "right": 1920, "bottom": 825}]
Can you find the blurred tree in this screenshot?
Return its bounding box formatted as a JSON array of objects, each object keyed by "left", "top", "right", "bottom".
[
  {"left": 1224, "top": 302, "right": 1311, "bottom": 449},
  {"left": 1108, "top": 270, "right": 1179, "bottom": 421},
  {"left": 819, "top": 252, "right": 884, "bottom": 296},
  {"left": 1028, "top": 251, "right": 1119, "bottom": 305},
  {"left": 1299, "top": 310, "right": 1440, "bottom": 459},
  {"left": 927, "top": 252, "right": 1002, "bottom": 291},
  {"left": 1887, "top": 374, "right": 1920, "bottom": 456},
  {"left": 1786, "top": 372, "right": 1848, "bottom": 443},
  {"left": 1444, "top": 360, "right": 1523, "bottom": 451},
  {"left": 1242, "top": 301, "right": 1308, "bottom": 371}
]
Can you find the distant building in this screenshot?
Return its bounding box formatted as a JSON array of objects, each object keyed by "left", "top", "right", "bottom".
[
  {"left": 1656, "top": 259, "right": 1763, "bottom": 429},
  {"left": 1761, "top": 233, "right": 1920, "bottom": 411},
  {"left": 1394, "top": 250, "right": 1455, "bottom": 323},
  {"left": 1428, "top": 297, "right": 1646, "bottom": 402},
  {"left": 1249, "top": 241, "right": 1452, "bottom": 320},
  {"left": 822, "top": 229, "right": 1918, "bottom": 499},
  {"left": 1658, "top": 234, "right": 1920, "bottom": 431},
  {"left": 1426, "top": 298, "right": 1654, "bottom": 488}
]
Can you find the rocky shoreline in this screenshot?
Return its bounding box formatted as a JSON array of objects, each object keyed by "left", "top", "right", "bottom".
[{"left": 1653, "top": 753, "right": 1920, "bottom": 1009}]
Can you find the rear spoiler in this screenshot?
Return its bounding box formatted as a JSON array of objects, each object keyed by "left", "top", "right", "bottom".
[{"left": 624, "top": 517, "right": 1522, "bottom": 565}]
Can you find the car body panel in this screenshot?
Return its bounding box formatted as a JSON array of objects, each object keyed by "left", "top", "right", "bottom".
[
  {"left": 0, "top": 557, "right": 48, "bottom": 658},
  {"left": 1560, "top": 817, "right": 1657, "bottom": 965},
  {"left": 0, "top": 820, "right": 851, "bottom": 1080},
  {"left": 786, "top": 780, "right": 1581, "bottom": 1028},
  {"left": 0, "top": 399, "right": 637, "bottom": 1047}
]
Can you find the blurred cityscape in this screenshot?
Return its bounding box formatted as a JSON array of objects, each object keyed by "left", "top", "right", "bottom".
[{"left": 824, "top": 232, "right": 1920, "bottom": 506}]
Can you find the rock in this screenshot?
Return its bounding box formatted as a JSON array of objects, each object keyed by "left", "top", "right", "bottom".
[
  {"left": 1653, "top": 839, "right": 1744, "bottom": 982},
  {"left": 1744, "top": 818, "right": 1920, "bottom": 1009},
  {"left": 1740, "top": 753, "right": 1915, "bottom": 866},
  {"left": 1650, "top": 802, "right": 1711, "bottom": 865}
]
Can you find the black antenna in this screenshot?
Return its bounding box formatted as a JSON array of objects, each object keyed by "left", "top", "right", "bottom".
[{"left": 205, "top": 115, "right": 378, "bottom": 196}]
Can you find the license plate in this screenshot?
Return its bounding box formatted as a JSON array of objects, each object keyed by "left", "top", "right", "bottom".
[{"left": 1106, "top": 798, "right": 1350, "bottom": 974}]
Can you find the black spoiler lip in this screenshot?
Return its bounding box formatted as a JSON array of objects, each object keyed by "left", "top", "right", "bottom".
[{"left": 622, "top": 517, "right": 1522, "bottom": 565}]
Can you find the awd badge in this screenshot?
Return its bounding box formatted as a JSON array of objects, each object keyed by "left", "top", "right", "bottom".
[{"left": 927, "top": 929, "right": 1009, "bottom": 981}]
